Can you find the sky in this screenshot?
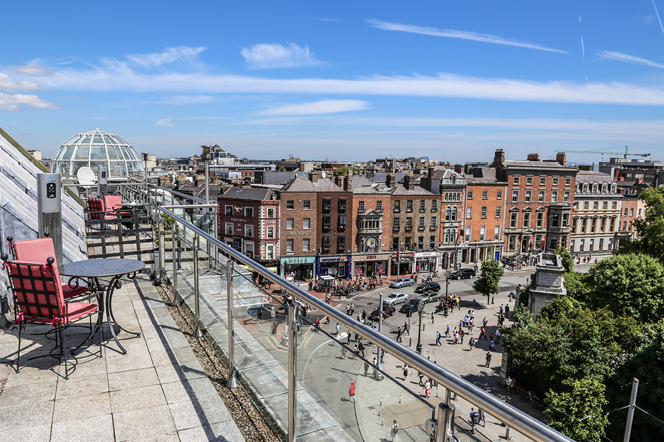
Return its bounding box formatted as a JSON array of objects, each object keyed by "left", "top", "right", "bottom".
[{"left": 2, "top": 0, "right": 664, "bottom": 163}]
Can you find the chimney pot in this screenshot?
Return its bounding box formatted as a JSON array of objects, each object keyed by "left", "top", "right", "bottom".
[
  {"left": 527, "top": 153, "right": 541, "bottom": 161},
  {"left": 556, "top": 152, "right": 567, "bottom": 166}
]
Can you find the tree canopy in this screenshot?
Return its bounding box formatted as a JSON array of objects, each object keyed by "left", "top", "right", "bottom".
[
  {"left": 473, "top": 259, "right": 503, "bottom": 304},
  {"left": 553, "top": 246, "right": 574, "bottom": 273},
  {"left": 619, "top": 186, "right": 664, "bottom": 261}
]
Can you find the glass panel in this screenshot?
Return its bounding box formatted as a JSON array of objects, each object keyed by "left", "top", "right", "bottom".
[
  {"left": 63, "top": 134, "right": 82, "bottom": 145},
  {"left": 60, "top": 146, "right": 75, "bottom": 160},
  {"left": 92, "top": 135, "right": 103, "bottom": 144},
  {"left": 102, "top": 135, "right": 117, "bottom": 145},
  {"left": 71, "top": 161, "right": 89, "bottom": 176},
  {"left": 80, "top": 135, "right": 92, "bottom": 144},
  {"left": 89, "top": 161, "right": 108, "bottom": 174},
  {"left": 90, "top": 146, "right": 106, "bottom": 160},
  {"left": 54, "top": 161, "right": 70, "bottom": 176},
  {"left": 119, "top": 146, "right": 132, "bottom": 161},
  {"left": 109, "top": 161, "right": 127, "bottom": 178},
  {"left": 74, "top": 146, "right": 89, "bottom": 159},
  {"left": 109, "top": 146, "right": 124, "bottom": 160}
]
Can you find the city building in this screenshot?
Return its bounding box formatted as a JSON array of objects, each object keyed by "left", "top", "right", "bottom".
[
  {"left": 599, "top": 157, "right": 663, "bottom": 186},
  {"left": 217, "top": 188, "right": 280, "bottom": 269},
  {"left": 570, "top": 169, "right": 621, "bottom": 255},
  {"left": 616, "top": 181, "right": 648, "bottom": 239},
  {"left": 492, "top": 150, "right": 577, "bottom": 254},
  {"left": 465, "top": 168, "right": 508, "bottom": 263}
]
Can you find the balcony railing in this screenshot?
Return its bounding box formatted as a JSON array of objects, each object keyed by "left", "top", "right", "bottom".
[{"left": 136, "top": 184, "right": 573, "bottom": 442}]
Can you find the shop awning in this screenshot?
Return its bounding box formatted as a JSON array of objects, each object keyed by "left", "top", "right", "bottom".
[{"left": 320, "top": 275, "right": 335, "bottom": 281}]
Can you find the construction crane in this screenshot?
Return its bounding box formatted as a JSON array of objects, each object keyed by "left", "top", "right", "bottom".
[{"left": 555, "top": 146, "right": 651, "bottom": 160}]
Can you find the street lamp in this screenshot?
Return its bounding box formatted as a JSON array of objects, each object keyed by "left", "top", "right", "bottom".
[
  {"left": 416, "top": 300, "right": 425, "bottom": 354},
  {"left": 201, "top": 145, "right": 211, "bottom": 205}
]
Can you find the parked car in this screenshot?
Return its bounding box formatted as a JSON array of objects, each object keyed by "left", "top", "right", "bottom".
[
  {"left": 449, "top": 268, "right": 476, "bottom": 280},
  {"left": 389, "top": 278, "right": 415, "bottom": 288},
  {"left": 416, "top": 292, "right": 442, "bottom": 304},
  {"left": 369, "top": 305, "right": 396, "bottom": 320},
  {"left": 414, "top": 282, "right": 441, "bottom": 293},
  {"left": 383, "top": 292, "right": 409, "bottom": 306},
  {"left": 399, "top": 299, "right": 420, "bottom": 313}
]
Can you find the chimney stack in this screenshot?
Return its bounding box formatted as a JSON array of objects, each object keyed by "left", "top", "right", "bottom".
[
  {"left": 309, "top": 171, "right": 319, "bottom": 183},
  {"left": 386, "top": 173, "right": 395, "bottom": 188},
  {"left": 492, "top": 149, "right": 505, "bottom": 167},
  {"left": 428, "top": 168, "right": 434, "bottom": 178},
  {"left": 527, "top": 153, "right": 540, "bottom": 161},
  {"left": 404, "top": 173, "right": 415, "bottom": 190},
  {"left": 556, "top": 152, "right": 567, "bottom": 166},
  {"left": 344, "top": 176, "right": 353, "bottom": 191}
]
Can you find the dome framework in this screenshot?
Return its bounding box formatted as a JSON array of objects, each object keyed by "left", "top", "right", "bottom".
[{"left": 50, "top": 129, "right": 144, "bottom": 181}]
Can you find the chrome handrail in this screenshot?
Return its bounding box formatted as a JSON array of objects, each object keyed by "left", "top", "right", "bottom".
[
  {"left": 147, "top": 183, "right": 208, "bottom": 204},
  {"left": 157, "top": 205, "right": 572, "bottom": 442}
]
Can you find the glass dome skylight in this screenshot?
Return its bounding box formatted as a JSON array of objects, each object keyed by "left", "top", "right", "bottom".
[{"left": 50, "top": 129, "right": 144, "bottom": 181}]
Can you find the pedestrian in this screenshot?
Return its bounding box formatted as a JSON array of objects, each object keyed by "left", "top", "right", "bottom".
[
  {"left": 505, "top": 304, "right": 510, "bottom": 317},
  {"left": 425, "top": 379, "right": 431, "bottom": 398},
  {"left": 354, "top": 344, "right": 359, "bottom": 355},
  {"left": 372, "top": 356, "right": 377, "bottom": 367},
  {"left": 468, "top": 324, "right": 474, "bottom": 335},
  {"left": 459, "top": 328, "right": 465, "bottom": 344},
  {"left": 257, "top": 306, "right": 263, "bottom": 321},
  {"left": 315, "top": 317, "right": 320, "bottom": 332},
  {"left": 362, "top": 309, "right": 367, "bottom": 321},
  {"left": 364, "top": 360, "right": 370, "bottom": 376},
  {"left": 350, "top": 302, "right": 355, "bottom": 316},
  {"left": 470, "top": 408, "right": 478, "bottom": 425},
  {"left": 341, "top": 346, "right": 347, "bottom": 359},
  {"left": 355, "top": 331, "right": 360, "bottom": 342},
  {"left": 391, "top": 420, "right": 399, "bottom": 442},
  {"left": 499, "top": 304, "right": 504, "bottom": 315},
  {"left": 485, "top": 351, "right": 492, "bottom": 367},
  {"left": 436, "top": 331, "right": 441, "bottom": 346},
  {"left": 495, "top": 329, "right": 501, "bottom": 344},
  {"left": 445, "top": 324, "right": 450, "bottom": 337},
  {"left": 347, "top": 329, "right": 352, "bottom": 344},
  {"left": 349, "top": 382, "right": 357, "bottom": 403},
  {"left": 346, "top": 304, "right": 350, "bottom": 315},
  {"left": 403, "top": 363, "right": 409, "bottom": 381},
  {"left": 396, "top": 326, "right": 403, "bottom": 343},
  {"left": 380, "top": 349, "right": 385, "bottom": 364},
  {"left": 482, "top": 317, "right": 488, "bottom": 327},
  {"left": 469, "top": 337, "right": 475, "bottom": 351},
  {"left": 335, "top": 323, "right": 339, "bottom": 335},
  {"left": 479, "top": 326, "right": 487, "bottom": 340},
  {"left": 453, "top": 332, "right": 458, "bottom": 345},
  {"left": 358, "top": 341, "right": 365, "bottom": 358},
  {"left": 480, "top": 409, "right": 487, "bottom": 427},
  {"left": 489, "top": 333, "right": 494, "bottom": 342},
  {"left": 403, "top": 322, "right": 409, "bottom": 335}
]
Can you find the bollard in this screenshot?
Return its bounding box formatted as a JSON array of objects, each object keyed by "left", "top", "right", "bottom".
[
  {"left": 409, "top": 338, "right": 412, "bottom": 347},
  {"left": 431, "top": 312, "right": 434, "bottom": 323},
  {"left": 399, "top": 392, "right": 402, "bottom": 404},
  {"left": 423, "top": 324, "right": 426, "bottom": 331},
  {"left": 505, "top": 426, "right": 512, "bottom": 440},
  {"left": 378, "top": 395, "right": 382, "bottom": 416},
  {"left": 492, "top": 296, "right": 495, "bottom": 304}
]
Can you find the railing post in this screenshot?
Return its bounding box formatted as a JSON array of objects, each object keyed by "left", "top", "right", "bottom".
[
  {"left": 226, "top": 260, "right": 238, "bottom": 388},
  {"left": 158, "top": 220, "right": 165, "bottom": 279},
  {"left": 172, "top": 223, "right": 179, "bottom": 304},
  {"left": 288, "top": 302, "right": 297, "bottom": 442},
  {"left": 193, "top": 235, "right": 202, "bottom": 338}
]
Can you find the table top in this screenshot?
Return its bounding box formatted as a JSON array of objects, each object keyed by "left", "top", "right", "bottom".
[
  {"left": 122, "top": 202, "right": 147, "bottom": 207},
  {"left": 63, "top": 259, "right": 145, "bottom": 278}
]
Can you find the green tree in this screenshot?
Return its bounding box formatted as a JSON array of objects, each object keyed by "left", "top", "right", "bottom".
[
  {"left": 619, "top": 186, "right": 664, "bottom": 261},
  {"left": 336, "top": 166, "right": 350, "bottom": 176},
  {"left": 553, "top": 246, "right": 574, "bottom": 273},
  {"left": 585, "top": 253, "right": 664, "bottom": 322},
  {"left": 473, "top": 260, "right": 503, "bottom": 305},
  {"left": 544, "top": 378, "right": 610, "bottom": 442}
]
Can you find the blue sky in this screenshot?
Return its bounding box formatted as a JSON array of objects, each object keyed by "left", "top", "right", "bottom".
[{"left": 2, "top": 1, "right": 664, "bottom": 163}]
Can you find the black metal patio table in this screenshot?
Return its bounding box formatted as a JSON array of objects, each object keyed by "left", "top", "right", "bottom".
[{"left": 63, "top": 258, "right": 145, "bottom": 354}]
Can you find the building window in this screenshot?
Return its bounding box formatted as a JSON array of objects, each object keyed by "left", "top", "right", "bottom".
[
  {"left": 452, "top": 207, "right": 458, "bottom": 221},
  {"left": 512, "top": 190, "right": 519, "bottom": 202},
  {"left": 359, "top": 201, "right": 365, "bottom": 212},
  {"left": 338, "top": 215, "right": 346, "bottom": 230},
  {"left": 510, "top": 212, "right": 517, "bottom": 228},
  {"left": 565, "top": 177, "right": 571, "bottom": 186},
  {"left": 602, "top": 201, "right": 608, "bottom": 210},
  {"left": 508, "top": 236, "right": 517, "bottom": 250},
  {"left": 551, "top": 190, "right": 558, "bottom": 202},
  {"left": 244, "top": 207, "right": 253, "bottom": 218},
  {"left": 467, "top": 207, "right": 473, "bottom": 219},
  {"left": 303, "top": 238, "right": 310, "bottom": 252},
  {"left": 394, "top": 200, "right": 400, "bottom": 213},
  {"left": 445, "top": 206, "right": 451, "bottom": 221},
  {"left": 524, "top": 212, "right": 532, "bottom": 227},
  {"left": 245, "top": 225, "right": 254, "bottom": 238},
  {"left": 419, "top": 200, "right": 426, "bottom": 212},
  {"left": 551, "top": 214, "right": 560, "bottom": 228},
  {"left": 417, "top": 236, "right": 424, "bottom": 250},
  {"left": 571, "top": 239, "right": 575, "bottom": 250},
  {"left": 225, "top": 223, "right": 233, "bottom": 235},
  {"left": 267, "top": 245, "right": 274, "bottom": 259},
  {"left": 392, "top": 237, "right": 399, "bottom": 250},
  {"left": 525, "top": 190, "right": 532, "bottom": 202},
  {"left": 612, "top": 201, "right": 617, "bottom": 210},
  {"left": 418, "top": 217, "right": 425, "bottom": 231},
  {"left": 589, "top": 238, "right": 595, "bottom": 251},
  {"left": 564, "top": 191, "right": 570, "bottom": 202},
  {"left": 638, "top": 208, "right": 642, "bottom": 216},
  {"left": 497, "top": 190, "right": 503, "bottom": 200},
  {"left": 535, "top": 234, "right": 543, "bottom": 249},
  {"left": 322, "top": 235, "right": 331, "bottom": 252},
  {"left": 540, "top": 176, "right": 546, "bottom": 186},
  {"left": 581, "top": 219, "right": 587, "bottom": 233},
  {"left": 539, "top": 190, "right": 545, "bottom": 202},
  {"left": 468, "top": 191, "right": 474, "bottom": 200},
  {"left": 323, "top": 198, "right": 332, "bottom": 211},
  {"left": 393, "top": 218, "right": 400, "bottom": 231},
  {"left": 496, "top": 207, "right": 502, "bottom": 219},
  {"left": 303, "top": 200, "right": 311, "bottom": 210},
  {"left": 323, "top": 215, "right": 331, "bottom": 231},
  {"left": 286, "top": 218, "right": 294, "bottom": 230},
  {"left": 407, "top": 200, "right": 413, "bottom": 213},
  {"left": 481, "top": 207, "right": 487, "bottom": 219},
  {"left": 338, "top": 198, "right": 346, "bottom": 212},
  {"left": 225, "top": 205, "right": 233, "bottom": 215},
  {"left": 286, "top": 239, "right": 294, "bottom": 253},
  {"left": 630, "top": 208, "right": 634, "bottom": 217},
  {"left": 465, "top": 226, "right": 471, "bottom": 241},
  {"left": 513, "top": 176, "right": 520, "bottom": 185},
  {"left": 405, "top": 217, "right": 413, "bottom": 231},
  {"left": 536, "top": 212, "right": 544, "bottom": 227},
  {"left": 286, "top": 200, "right": 294, "bottom": 210},
  {"left": 267, "top": 208, "right": 275, "bottom": 218},
  {"left": 377, "top": 200, "right": 383, "bottom": 212},
  {"left": 430, "top": 236, "right": 436, "bottom": 249},
  {"left": 405, "top": 237, "right": 412, "bottom": 249},
  {"left": 526, "top": 176, "right": 533, "bottom": 186},
  {"left": 431, "top": 216, "right": 437, "bottom": 229},
  {"left": 267, "top": 226, "right": 274, "bottom": 239},
  {"left": 482, "top": 190, "right": 488, "bottom": 199},
  {"left": 337, "top": 235, "right": 346, "bottom": 253},
  {"left": 552, "top": 177, "right": 559, "bottom": 186},
  {"left": 303, "top": 218, "right": 311, "bottom": 229},
  {"left": 494, "top": 225, "right": 500, "bottom": 240},
  {"left": 431, "top": 200, "right": 437, "bottom": 213},
  {"left": 480, "top": 226, "right": 486, "bottom": 241}
]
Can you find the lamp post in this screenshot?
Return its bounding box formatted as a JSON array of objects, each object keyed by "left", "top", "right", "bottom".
[
  {"left": 416, "top": 300, "right": 424, "bottom": 354},
  {"left": 201, "top": 145, "right": 211, "bottom": 206}
]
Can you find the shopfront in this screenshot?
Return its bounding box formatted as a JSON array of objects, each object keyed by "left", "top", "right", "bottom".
[
  {"left": 280, "top": 256, "right": 316, "bottom": 281},
  {"left": 390, "top": 253, "right": 415, "bottom": 276},
  {"left": 317, "top": 255, "right": 351, "bottom": 279},
  {"left": 414, "top": 251, "right": 438, "bottom": 273},
  {"left": 352, "top": 253, "right": 391, "bottom": 279}
]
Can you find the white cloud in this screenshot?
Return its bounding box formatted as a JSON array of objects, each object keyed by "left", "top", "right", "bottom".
[
  {"left": 366, "top": 19, "right": 567, "bottom": 54},
  {"left": 597, "top": 51, "right": 664, "bottom": 69},
  {"left": 14, "top": 63, "right": 54, "bottom": 76},
  {"left": 257, "top": 99, "right": 368, "bottom": 116},
  {"left": 0, "top": 73, "right": 40, "bottom": 92},
  {"left": 161, "top": 95, "right": 216, "bottom": 105},
  {"left": 156, "top": 118, "right": 174, "bottom": 127},
  {"left": 0, "top": 93, "right": 58, "bottom": 111},
  {"left": 241, "top": 43, "right": 320, "bottom": 69},
  {"left": 127, "top": 46, "right": 206, "bottom": 68}
]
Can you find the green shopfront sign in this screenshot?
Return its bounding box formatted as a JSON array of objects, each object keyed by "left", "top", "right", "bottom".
[{"left": 280, "top": 256, "right": 316, "bottom": 265}]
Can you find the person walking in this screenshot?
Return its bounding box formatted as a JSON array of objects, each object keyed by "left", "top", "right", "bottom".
[
  {"left": 396, "top": 326, "right": 403, "bottom": 343},
  {"left": 341, "top": 346, "right": 347, "bottom": 359},
  {"left": 453, "top": 331, "right": 458, "bottom": 345},
  {"left": 354, "top": 344, "right": 359, "bottom": 355},
  {"left": 485, "top": 351, "right": 492, "bottom": 367},
  {"left": 391, "top": 420, "right": 399, "bottom": 442},
  {"left": 362, "top": 309, "right": 367, "bottom": 321},
  {"left": 436, "top": 331, "right": 441, "bottom": 346},
  {"left": 358, "top": 341, "right": 365, "bottom": 358},
  {"left": 347, "top": 329, "right": 352, "bottom": 344},
  {"left": 445, "top": 324, "right": 450, "bottom": 337},
  {"left": 425, "top": 379, "right": 431, "bottom": 398},
  {"left": 505, "top": 304, "right": 510, "bottom": 317},
  {"left": 403, "top": 322, "right": 409, "bottom": 335},
  {"left": 469, "top": 337, "right": 475, "bottom": 351},
  {"left": 403, "top": 363, "right": 409, "bottom": 381},
  {"left": 364, "top": 360, "right": 370, "bottom": 376},
  {"left": 479, "top": 326, "right": 487, "bottom": 340},
  {"left": 349, "top": 382, "right": 357, "bottom": 403},
  {"left": 482, "top": 317, "right": 488, "bottom": 327},
  {"left": 495, "top": 329, "right": 501, "bottom": 344},
  {"left": 335, "top": 323, "right": 339, "bottom": 335}
]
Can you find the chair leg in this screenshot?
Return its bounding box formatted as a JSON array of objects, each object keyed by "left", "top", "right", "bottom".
[
  {"left": 61, "top": 326, "right": 69, "bottom": 380},
  {"left": 97, "top": 312, "right": 103, "bottom": 359},
  {"left": 15, "top": 321, "right": 23, "bottom": 373}
]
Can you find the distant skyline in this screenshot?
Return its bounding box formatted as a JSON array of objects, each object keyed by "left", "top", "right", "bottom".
[{"left": 1, "top": 1, "right": 663, "bottom": 163}]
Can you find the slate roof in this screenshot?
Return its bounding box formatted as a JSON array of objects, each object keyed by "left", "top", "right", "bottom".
[
  {"left": 467, "top": 167, "right": 505, "bottom": 184},
  {"left": 222, "top": 187, "right": 274, "bottom": 200},
  {"left": 503, "top": 160, "right": 570, "bottom": 170},
  {"left": 576, "top": 170, "right": 613, "bottom": 184},
  {"left": 388, "top": 185, "right": 435, "bottom": 196},
  {"left": 281, "top": 177, "right": 343, "bottom": 192}
]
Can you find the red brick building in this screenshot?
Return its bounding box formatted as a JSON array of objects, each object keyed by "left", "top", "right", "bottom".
[
  {"left": 217, "top": 188, "right": 280, "bottom": 268},
  {"left": 465, "top": 168, "right": 508, "bottom": 262}
]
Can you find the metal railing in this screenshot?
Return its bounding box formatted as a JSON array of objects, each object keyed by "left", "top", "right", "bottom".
[{"left": 151, "top": 201, "right": 573, "bottom": 442}]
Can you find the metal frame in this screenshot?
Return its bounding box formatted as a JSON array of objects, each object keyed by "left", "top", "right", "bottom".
[{"left": 156, "top": 205, "right": 573, "bottom": 442}]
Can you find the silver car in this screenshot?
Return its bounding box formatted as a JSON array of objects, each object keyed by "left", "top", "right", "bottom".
[
  {"left": 389, "top": 278, "right": 415, "bottom": 288},
  {"left": 383, "top": 292, "right": 409, "bottom": 306}
]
